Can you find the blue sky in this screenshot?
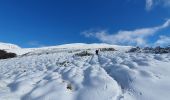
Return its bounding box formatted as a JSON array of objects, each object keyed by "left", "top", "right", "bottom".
[{"left": 0, "top": 0, "right": 170, "bottom": 47}]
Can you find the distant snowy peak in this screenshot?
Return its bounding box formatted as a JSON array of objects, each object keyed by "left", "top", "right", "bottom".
[{"left": 0, "top": 42, "right": 21, "bottom": 50}]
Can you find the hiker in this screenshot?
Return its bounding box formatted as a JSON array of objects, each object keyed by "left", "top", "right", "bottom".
[{"left": 95, "top": 50, "right": 99, "bottom": 55}]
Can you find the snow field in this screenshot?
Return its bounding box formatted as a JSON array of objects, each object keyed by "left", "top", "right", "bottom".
[{"left": 0, "top": 48, "right": 170, "bottom": 100}]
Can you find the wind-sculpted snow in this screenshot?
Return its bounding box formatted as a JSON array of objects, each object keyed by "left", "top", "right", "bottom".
[{"left": 0, "top": 49, "right": 170, "bottom": 100}]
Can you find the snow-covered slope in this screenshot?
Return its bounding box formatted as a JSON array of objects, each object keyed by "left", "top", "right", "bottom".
[
  {"left": 0, "top": 42, "right": 30, "bottom": 55},
  {"left": 19, "top": 43, "right": 131, "bottom": 52},
  {"left": 53, "top": 43, "right": 132, "bottom": 50},
  {"left": 0, "top": 43, "right": 170, "bottom": 100},
  {"left": 7, "top": 43, "right": 132, "bottom": 55},
  {"left": 0, "top": 42, "right": 20, "bottom": 50}
]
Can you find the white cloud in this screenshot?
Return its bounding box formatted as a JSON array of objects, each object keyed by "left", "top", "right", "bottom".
[
  {"left": 145, "top": 0, "right": 170, "bottom": 11},
  {"left": 82, "top": 19, "right": 170, "bottom": 46},
  {"left": 146, "top": 0, "right": 153, "bottom": 11},
  {"left": 154, "top": 35, "right": 170, "bottom": 47}
]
